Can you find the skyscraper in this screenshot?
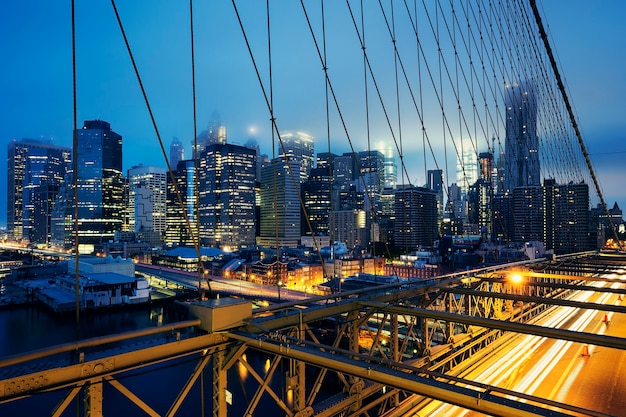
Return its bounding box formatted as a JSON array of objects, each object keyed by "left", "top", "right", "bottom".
[
  {"left": 169, "top": 137, "right": 184, "bottom": 169},
  {"left": 375, "top": 141, "right": 397, "bottom": 189},
  {"left": 127, "top": 165, "right": 167, "bottom": 245},
  {"left": 50, "top": 120, "right": 124, "bottom": 250},
  {"left": 258, "top": 158, "right": 301, "bottom": 248},
  {"left": 7, "top": 138, "right": 71, "bottom": 243},
  {"left": 504, "top": 83, "right": 540, "bottom": 192},
  {"left": 456, "top": 138, "right": 478, "bottom": 195},
  {"left": 165, "top": 159, "right": 196, "bottom": 246},
  {"left": 279, "top": 131, "right": 314, "bottom": 183},
  {"left": 357, "top": 150, "right": 385, "bottom": 212},
  {"left": 199, "top": 143, "right": 257, "bottom": 250},
  {"left": 301, "top": 166, "right": 332, "bottom": 236},
  {"left": 394, "top": 185, "right": 438, "bottom": 250}
]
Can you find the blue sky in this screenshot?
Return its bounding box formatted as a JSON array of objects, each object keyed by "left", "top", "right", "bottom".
[{"left": 1, "top": 1, "right": 625, "bottom": 227}]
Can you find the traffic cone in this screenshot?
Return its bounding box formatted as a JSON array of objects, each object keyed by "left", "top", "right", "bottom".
[
  {"left": 581, "top": 345, "right": 589, "bottom": 357},
  {"left": 603, "top": 313, "right": 610, "bottom": 324}
]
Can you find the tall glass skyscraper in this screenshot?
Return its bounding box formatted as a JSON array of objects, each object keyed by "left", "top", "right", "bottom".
[
  {"left": 504, "top": 83, "right": 540, "bottom": 193},
  {"left": 50, "top": 120, "right": 124, "bottom": 250},
  {"left": 7, "top": 138, "right": 71, "bottom": 243},
  {"left": 169, "top": 137, "right": 184, "bottom": 169},
  {"left": 165, "top": 159, "right": 196, "bottom": 246}
]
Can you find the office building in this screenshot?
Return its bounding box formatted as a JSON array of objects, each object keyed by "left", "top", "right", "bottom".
[
  {"left": 7, "top": 138, "right": 71, "bottom": 243},
  {"left": 127, "top": 165, "right": 167, "bottom": 246},
  {"left": 375, "top": 141, "right": 397, "bottom": 189},
  {"left": 198, "top": 143, "right": 257, "bottom": 250},
  {"left": 50, "top": 120, "right": 124, "bottom": 250},
  {"left": 165, "top": 160, "right": 197, "bottom": 246},
  {"left": 258, "top": 158, "right": 301, "bottom": 248},
  {"left": 394, "top": 185, "right": 438, "bottom": 250},
  {"left": 279, "top": 131, "right": 314, "bottom": 183},
  {"left": 301, "top": 166, "right": 332, "bottom": 236},
  {"left": 169, "top": 137, "right": 184, "bottom": 169},
  {"left": 504, "top": 83, "right": 540, "bottom": 192}
]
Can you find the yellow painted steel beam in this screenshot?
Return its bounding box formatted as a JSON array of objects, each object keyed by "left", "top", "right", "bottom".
[
  {"left": 228, "top": 332, "right": 573, "bottom": 417},
  {"left": 360, "top": 301, "right": 626, "bottom": 351},
  {"left": 437, "top": 287, "right": 626, "bottom": 314},
  {"left": 0, "top": 332, "right": 229, "bottom": 404},
  {"left": 0, "top": 319, "right": 202, "bottom": 369},
  {"left": 105, "top": 375, "right": 160, "bottom": 417}
]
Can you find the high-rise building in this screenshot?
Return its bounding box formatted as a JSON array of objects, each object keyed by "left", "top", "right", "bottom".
[
  {"left": 51, "top": 120, "right": 124, "bottom": 250},
  {"left": 279, "top": 131, "right": 314, "bottom": 183},
  {"left": 456, "top": 138, "right": 478, "bottom": 195},
  {"left": 198, "top": 143, "right": 257, "bottom": 250},
  {"left": 332, "top": 209, "right": 369, "bottom": 249},
  {"left": 394, "top": 185, "right": 438, "bottom": 250},
  {"left": 301, "top": 166, "right": 332, "bottom": 237},
  {"left": 544, "top": 180, "right": 591, "bottom": 254},
  {"left": 169, "top": 137, "right": 184, "bottom": 169},
  {"left": 7, "top": 138, "right": 71, "bottom": 243},
  {"left": 357, "top": 150, "right": 385, "bottom": 210},
  {"left": 258, "top": 158, "right": 301, "bottom": 248},
  {"left": 504, "top": 83, "right": 540, "bottom": 192},
  {"left": 375, "top": 141, "right": 397, "bottom": 189},
  {"left": 512, "top": 186, "right": 544, "bottom": 242},
  {"left": 165, "top": 160, "right": 197, "bottom": 246},
  {"left": 128, "top": 165, "right": 167, "bottom": 245},
  {"left": 427, "top": 169, "right": 444, "bottom": 222}
]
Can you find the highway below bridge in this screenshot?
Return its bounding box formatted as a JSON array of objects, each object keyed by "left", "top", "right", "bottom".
[{"left": 1, "top": 252, "right": 626, "bottom": 416}]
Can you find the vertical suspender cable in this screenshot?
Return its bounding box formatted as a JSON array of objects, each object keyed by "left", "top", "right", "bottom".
[
  {"left": 266, "top": 0, "right": 281, "bottom": 301},
  {"left": 71, "top": 0, "right": 80, "bottom": 342},
  {"left": 109, "top": 0, "right": 211, "bottom": 296},
  {"left": 529, "top": 0, "right": 621, "bottom": 249},
  {"left": 321, "top": 0, "right": 334, "bottom": 281},
  {"left": 189, "top": 0, "right": 204, "bottom": 300}
]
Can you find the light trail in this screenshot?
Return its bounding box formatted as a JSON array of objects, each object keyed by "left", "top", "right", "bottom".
[{"left": 420, "top": 276, "right": 620, "bottom": 416}]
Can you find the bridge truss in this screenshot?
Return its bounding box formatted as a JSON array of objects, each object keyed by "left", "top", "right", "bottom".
[{"left": 2, "top": 252, "right": 625, "bottom": 416}]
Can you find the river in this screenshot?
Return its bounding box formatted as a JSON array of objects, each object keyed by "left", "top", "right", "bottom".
[{"left": 0, "top": 302, "right": 335, "bottom": 416}]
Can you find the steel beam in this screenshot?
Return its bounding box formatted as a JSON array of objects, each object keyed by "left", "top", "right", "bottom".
[
  {"left": 437, "top": 286, "right": 626, "bottom": 314},
  {"left": 360, "top": 301, "right": 626, "bottom": 350},
  {"left": 229, "top": 332, "right": 573, "bottom": 417}
]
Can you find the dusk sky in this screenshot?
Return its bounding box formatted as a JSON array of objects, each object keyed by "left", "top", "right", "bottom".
[{"left": 1, "top": 1, "right": 625, "bottom": 227}]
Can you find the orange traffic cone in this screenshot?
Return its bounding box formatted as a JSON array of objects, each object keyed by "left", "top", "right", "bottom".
[
  {"left": 581, "top": 345, "right": 590, "bottom": 357},
  {"left": 603, "top": 313, "right": 610, "bottom": 324}
]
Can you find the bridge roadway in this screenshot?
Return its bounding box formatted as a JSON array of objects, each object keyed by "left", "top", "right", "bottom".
[
  {"left": 1, "top": 252, "right": 625, "bottom": 416},
  {"left": 135, "top": 263, "right": 310, "bottom": 302},
  {"left": 403, "top": 272, "right": 626, "bottom": 416}
]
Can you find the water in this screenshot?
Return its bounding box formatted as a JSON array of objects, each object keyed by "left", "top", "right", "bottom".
[{"left": 0, "top": 303, "right": 340, "bottom": 416}]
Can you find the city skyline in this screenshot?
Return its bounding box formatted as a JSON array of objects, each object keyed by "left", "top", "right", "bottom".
[{"left": 1, "top": 1, "right": 625, "bottom": 227}]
